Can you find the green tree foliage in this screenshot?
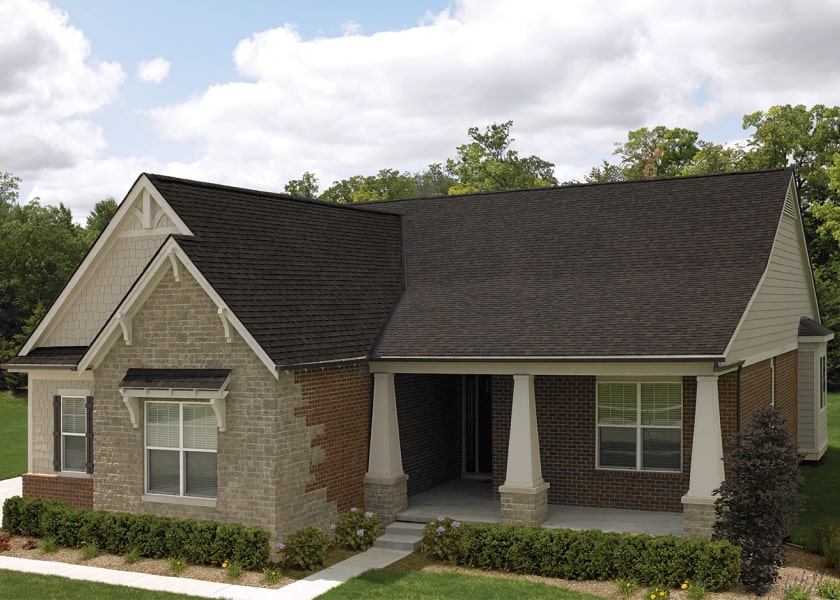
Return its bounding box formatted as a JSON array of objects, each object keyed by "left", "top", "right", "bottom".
[
  {"left": 84, "top": 197, "right": 118, "bottom": 241},
  {"left": 583, "top": 160, "right": 626, "bottom": 183},
  {"left": 713, "top": 407, "right": 803, "bottom": 594},
  {"left": 613, "top": 126, "right": 701, "bottom": 179},
  {"left": 284, "top": 171, "right": 321, "bottom": 199},
  {"left": 445, "top": 121, "right": 557, "bottom": 194},
  {"left": 679, "top": 140, "right": 746, "bottom": 176}
]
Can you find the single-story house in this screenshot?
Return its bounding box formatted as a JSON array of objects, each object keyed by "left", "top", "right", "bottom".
[{"left": 4, "top": 167, "right": 832, "bottom": 540}]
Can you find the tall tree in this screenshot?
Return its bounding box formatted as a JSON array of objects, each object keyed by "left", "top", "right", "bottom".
[
  {"left": 85, "top": 197, "right": 119, "bottom": 243},
  {"left": 445, "top": 121, "right": 557, "bottom": 194},
  {"left": 284, "top": 172, "right": 321, "bottom": 199},
  {"left": 680, "top": 141, "right": 746, "bottom": 176},
  {"left": 613, "top": 126, "right": 700, "bottom": 179}
]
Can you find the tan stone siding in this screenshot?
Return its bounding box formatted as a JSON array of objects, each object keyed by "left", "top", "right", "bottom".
[
  {"left": 22, "top": 474, "right": 93, "bottom": 509},
  {"left": 92, "top": 267, "right": 341, "bottom": 541},
  {"left": 44, "top": 234, "right": 168, "bottom": 347}
]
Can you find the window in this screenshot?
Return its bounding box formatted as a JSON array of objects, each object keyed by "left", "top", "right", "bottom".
[
  {"left": 597, "top": 382, "right": 682, "bottom": 471},
  {"left": 53, "top": 395, "right": 93, "bottom": 473},
  {"left": 146, "top": 402, "right": 217, "bottom": 498},
  {"left": 820, "top": 355, "right": 827, "bottom": 410}
]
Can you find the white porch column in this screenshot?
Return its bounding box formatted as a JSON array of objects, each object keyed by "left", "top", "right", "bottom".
[
  {"left": 682, "top": 373, "right": 725, "bottom": 538},
  {"left": 499, "top": 374, "right": 549, "bottom": 525},
  {"left": 366, "top": 373, "right": 403, "bottom": 478},
  {"left": 364, "top": 372, "right": 407, "bottom": 523}
]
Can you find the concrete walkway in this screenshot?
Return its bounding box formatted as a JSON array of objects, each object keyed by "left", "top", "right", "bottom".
[{"left": 0, "top": 476, "right": 409, "bottom": 599}]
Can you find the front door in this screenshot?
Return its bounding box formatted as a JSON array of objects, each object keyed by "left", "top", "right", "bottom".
[{"left": 462, "top": 375, "right": 492, "bottom": 478}]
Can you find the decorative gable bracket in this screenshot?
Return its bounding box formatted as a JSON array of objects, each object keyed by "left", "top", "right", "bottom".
[
  {"left": 116, "top": 312, "right": 132, "bottom": 346},
  {"left": 119, "top": 381, "right": 230, "bottom": 431}
]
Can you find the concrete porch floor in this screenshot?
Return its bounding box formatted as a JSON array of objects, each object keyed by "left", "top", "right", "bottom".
[{"left": 396, "top": 479, "right": 684, "bottom": 537}]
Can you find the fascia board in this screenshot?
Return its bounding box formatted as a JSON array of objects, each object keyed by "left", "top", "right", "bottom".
[
  {"left": 78, "top": 239, "right": 278, "bottom": 378},
  {"left": 21, "top": 174, "right": 192, "bottom": 354}
]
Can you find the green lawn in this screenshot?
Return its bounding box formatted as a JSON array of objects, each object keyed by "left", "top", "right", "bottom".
[
  {"left": 790, "top": 391, "right": 840, "bottom": 547},
  {"left": 317, "top": 569, "right": 606, "bottom": 599},
  {"left": 0, "top": 571, "right": 206, "bottom": 600},
  {"left": 0, "top": 390, "right": 27, "bottom": 480}
]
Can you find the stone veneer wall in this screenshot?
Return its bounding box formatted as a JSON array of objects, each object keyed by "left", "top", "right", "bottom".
[
  {"left": 395, "top": 374, "right": 462, "bottom": 497},
  {"left": 22, "top": 474, "right": 93, "bottom": 509},
  {"left": 492, "top": 375, "right": 695, "bottom": 513},
  {"left": 93, "top": 268, "right": 344, "bottom": 541}
]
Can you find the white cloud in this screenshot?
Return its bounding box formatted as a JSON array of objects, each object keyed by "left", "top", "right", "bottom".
[
  {"left": 137, "top": 58, "right": 171, "bottom": 84},
  {"left": 8, "top": 0, "right": 840, "bottom": 221},
  {"left": 0, "top": 0, "right": 124, "bottom": 175}
]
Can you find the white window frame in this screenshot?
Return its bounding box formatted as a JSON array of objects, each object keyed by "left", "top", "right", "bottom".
[
  {"left": 144, "top": 401, "right": 218, "bottom": 499},
  {"left": 60, "top": 396, "right": 88, "bottom": 473},
  {"left": 596, "top": 381, "right": 683, "bottom": 472}
]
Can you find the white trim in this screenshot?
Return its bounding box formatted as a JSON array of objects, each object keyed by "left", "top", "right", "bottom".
[
  {"left": 21, "top": 175, "right": 192, "bottom": 355},
  {"left": 736, "top": 341, "right": 799, "bottom": 368},
  {"left": 119, "top": 373, "right": 231, "bottom": 431},
  {"left": 375, "top": 354, "right": 722, "bottom": 361},
  {"left": 77, "top": 238, "right": 278, "bottom": 378},
  {"left": 19, "top": 369, "right": 94, "bottom": 381},
  {"left": 142, "top": 494, "right": 216, "bottom": 508},
  {"left": 369, "top": 360, "right": 717, "bottom": 377}
]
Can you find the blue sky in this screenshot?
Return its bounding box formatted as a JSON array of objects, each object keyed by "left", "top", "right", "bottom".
[{"left": 3, "top": 0, "right": 840, "bottom": 221}]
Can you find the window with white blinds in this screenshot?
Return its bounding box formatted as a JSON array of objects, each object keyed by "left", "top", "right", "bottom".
[
  {"left": 597, "top": 382, "right": 682, "bottom": 471},
  {"left": 61, "top": 396, "right": 87, "bottom": 472},
  {"left": 146, "top": 402, "right": 217, "bottom": 498}
]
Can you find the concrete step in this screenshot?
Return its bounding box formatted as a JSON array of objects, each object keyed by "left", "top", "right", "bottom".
[{"left": 373, "top": 521, "right": 425, "bottom": 551}]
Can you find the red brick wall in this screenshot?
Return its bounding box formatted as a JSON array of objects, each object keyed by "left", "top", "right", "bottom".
[
  {"left": 396, "top": 374, "right": 462, "bottom": 497},
  {"left": 492, "top": 375, "right": 695, "bottom": 512},
  {"left": 734, "top": 351, "right": 798, "bottom": 445},
  {"left": 775, "top": 350, "right": 799, "bottom": 446},
  {"left": 22, "top": 473, "right": 93, "bottom": 509},
  {"left": 741, "top": 359, "right": 773, "bottom": 426},
  {"left": 294, "top": 364, "right": 371, "bottom": 512}
]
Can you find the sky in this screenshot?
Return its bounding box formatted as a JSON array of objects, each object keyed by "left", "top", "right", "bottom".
[{"left": 3, "top": 0, "right": 840, "bottom": 223}]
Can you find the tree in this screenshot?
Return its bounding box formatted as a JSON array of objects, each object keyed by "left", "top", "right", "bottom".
[
  {"left": 680, "top": 141, "right": 746, "bottom": 176},
  {"left": 85, "top": 197, "right": 118, "bottom": 243},
  {"left": 742, "top": 104, "right": 840, "bottom": 207},
  {"left": 284, "top": 172, "right": 320, "bottom": 199},
  {"left": 584, "top": 160, "right": 626, "bottom": 183},
  {"left": 445, "top": 121, "right": 557, "bottom": 194},
  {"left": 413, "top": 163, "right": 456, "bottom": 197},
  {"left": 613, "top": 126, "right": 700, "bottom": 180},
  {"left": 713, "top": 407, "right": 803, "bottom": 594},
  {"left": 0, "top": 171, "right": 21, "bottom": 216}
]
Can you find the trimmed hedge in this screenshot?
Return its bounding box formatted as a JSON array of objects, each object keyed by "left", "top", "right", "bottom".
[
  {"left": 441, "top": 523, "right": 741, "bottom": 591},
  {"left": 2, "top": 496, "right": 269, "bottom": 569}
]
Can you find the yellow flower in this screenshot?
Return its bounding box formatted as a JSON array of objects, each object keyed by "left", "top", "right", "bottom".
[
  {"left": 222, "top": 561, "right": 228, "bottom": 569},
  {"left": 660, "top": 592, "right": 665, "bottom": 597},
  {"left": 651, "top": 595, "right": 656, "bottom": 599},
  {"left": 681, "top": 583, "right": 688, "bottom": 590}
]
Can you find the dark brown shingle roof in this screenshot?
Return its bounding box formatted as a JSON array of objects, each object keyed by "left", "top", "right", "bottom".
[
  {"left": 363, "top": 169, "right": 794, "bottom": 359},
  {"left": 3, "top": 346, "right": 87, "bottom": 369},
  {"left": 120, "top": 368, "right": 231, "bottom": 390},
  {"left": 799, "top": 316, "right": 833, "bottom": 337},
  {"left": 145, "top": 174, "right": 404, "bottom": 369}
]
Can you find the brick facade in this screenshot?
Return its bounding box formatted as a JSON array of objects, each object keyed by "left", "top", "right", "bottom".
[
  {"left": 90, "top": 268, "right": 357, "bottom": 541},
  {"left": 22, "top": 474, "right": 93, "bottom": 509},
  {"left": 295, "top": 364, "right": 371, "bottom": 513},
  {"left": 395, "top": 374, "right": 462, "bottom": 497},
  {"left": 492, "top": 375, "right": 695, "bottom": 512}
]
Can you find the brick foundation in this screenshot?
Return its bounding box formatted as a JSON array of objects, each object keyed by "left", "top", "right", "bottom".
[{"left": 22, "top": 473, "right": 93, "bottom": 509}]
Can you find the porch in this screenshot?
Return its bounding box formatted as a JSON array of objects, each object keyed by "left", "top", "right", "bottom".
[{"left": 396, "top": 479, "right": 684, "bottom": 537}]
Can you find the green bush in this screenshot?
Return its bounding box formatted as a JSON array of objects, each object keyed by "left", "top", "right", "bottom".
[
  {"left": 816, "top": 521, "right": 840, "bottom": 572},
  {"left": 283, "top": 526, "right": 329, "bottom": 571},
  {"left": 334, "top": 508, "right": 382, "bottom": 551},
  {"left": 433, "top": 522, "right": 740, "bottom": 591},
  {"left": 1, "top": 496, "right": 269, "bottom": 568},
  {"left": 421, "top": 517, "right": 465, "bottom": 562}
]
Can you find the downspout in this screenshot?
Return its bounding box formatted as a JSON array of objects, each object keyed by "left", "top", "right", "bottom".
[{"left": 736, "top": 365, "right": 742, "bottom": 434}]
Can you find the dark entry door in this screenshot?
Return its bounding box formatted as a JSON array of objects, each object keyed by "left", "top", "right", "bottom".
[{"left": 463, "top": 375, "right": 492, "bottom": 477}]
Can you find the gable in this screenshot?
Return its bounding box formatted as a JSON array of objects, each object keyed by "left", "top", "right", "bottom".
[
  {"left": 22, "top": 175, "right": 190, "bottom": 353},
  {"left": 723, "top": 180, "right": 820, "bottom": 365}
]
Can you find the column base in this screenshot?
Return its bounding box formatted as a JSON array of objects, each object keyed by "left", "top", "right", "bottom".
[
  {"left": 364, "top": 474, "right": 408, "bottom": 525},
  {"left": 681, "top": 495, "right": 718, "bottom": 539},
  {"left": 498, "top": 481, "right": 550, "bottom": 526}
]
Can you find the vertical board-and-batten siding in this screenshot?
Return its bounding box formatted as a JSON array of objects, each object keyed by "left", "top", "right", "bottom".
[{"left": 726, "top": 210, "right": 816, "bottom": 363}]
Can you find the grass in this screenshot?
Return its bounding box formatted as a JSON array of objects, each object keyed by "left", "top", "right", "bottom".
[
  {"left": 316, "top": 569, "right": 607, "bottom": 599},
  {"left": 790, "top": 392, "right": 840, "bottom": 547},
  {"left": 0, "top": 570, "right": 207, "bottom": 600},
  {"left": 0, "top": 390, "right": 27, "bottom": 479}
]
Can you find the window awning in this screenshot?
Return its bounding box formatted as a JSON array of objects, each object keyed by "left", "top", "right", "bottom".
[{"left": 118, "top": 369, "right": 231, "bottom": 431}]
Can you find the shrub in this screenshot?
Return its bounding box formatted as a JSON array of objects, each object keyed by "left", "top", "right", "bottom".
[
  {"left": 168, "top": 557, "right": 187, "bottom": 576},
  {"left": 818, "top": 579, "right": 840, "bottom": 599},
  {"left": 1, "top": 496, "right": 269, "bottom": 568},
  {"left": 334, "top": 508, "right": 382, "bottom": 551},
  {"left": 263, "top": 566, "right": 282, "bottom": 585},
  {"left": 816, "top": 521, "right": 840, "bottom": 572},
  {"left": 421, "top": 517, "right": 465, "bottom": 562},
  {"left": 283, "top": 526, "right": 329, "bottom": 571},
  {"left": 454, "top": 522, "right": 739, "bottom": 590},
  {"left": 80, "top": 540, "right": 100, "bottom": 560},
  {"left": 713, "top": 407, "right": 803, "bottom": 594},
  {"left": 646, "top": 584, "right": 670, "bottom": 600}
]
